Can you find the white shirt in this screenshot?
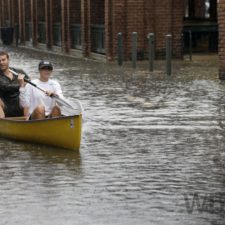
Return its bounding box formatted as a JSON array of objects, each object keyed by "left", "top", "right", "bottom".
[{"left": 19, "top": 79, "right": 63, "bottom": 116}]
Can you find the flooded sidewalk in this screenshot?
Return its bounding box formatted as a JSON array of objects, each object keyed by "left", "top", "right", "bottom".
[
  {"left": 117, "top": 53, "right": 219, "bottom": 80},
  {"left": 4, "top": 45, "right": 220, "bottom": 81}
]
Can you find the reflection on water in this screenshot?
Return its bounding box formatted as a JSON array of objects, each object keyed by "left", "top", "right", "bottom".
[{"left": 0, "top": 48, "right": 225, "bottom": 225}]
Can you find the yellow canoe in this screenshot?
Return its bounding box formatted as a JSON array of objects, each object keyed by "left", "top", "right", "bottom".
[{"left": 0, "top": 115, "right": 82, "bottom": 150}]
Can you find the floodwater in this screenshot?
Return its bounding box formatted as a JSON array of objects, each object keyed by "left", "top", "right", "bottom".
[{"left": 0, "top": 48, "right": 225, "bottom": 225}]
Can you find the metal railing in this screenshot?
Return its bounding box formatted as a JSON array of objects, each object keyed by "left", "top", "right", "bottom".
[{"left": 91, "top": 24, "right": 105, "bottom": 54}]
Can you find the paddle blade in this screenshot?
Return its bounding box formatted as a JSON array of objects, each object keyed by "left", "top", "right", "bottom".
[{"left": 54, "top": 97, "right": 83, "bottom": 116}]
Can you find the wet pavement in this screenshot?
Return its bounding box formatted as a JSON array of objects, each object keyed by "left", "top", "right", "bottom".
[{"left": 0, "top": 46, "right": 224, "bottom": 225}]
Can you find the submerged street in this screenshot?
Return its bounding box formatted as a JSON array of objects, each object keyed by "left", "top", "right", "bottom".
[{"left": 0, "top": 47, "right": 225, "bottom": 225}]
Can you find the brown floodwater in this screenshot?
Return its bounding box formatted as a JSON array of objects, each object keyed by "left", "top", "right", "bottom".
[{"left": 0, "top": 47, "right": 224, "bottom": 225}]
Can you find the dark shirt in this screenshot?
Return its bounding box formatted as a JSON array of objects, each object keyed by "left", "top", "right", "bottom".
[{"left": 0, "top": 67, "right": 29, "bottom": 117}]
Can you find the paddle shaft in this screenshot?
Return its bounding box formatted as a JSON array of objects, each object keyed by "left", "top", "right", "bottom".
[{"left": 9, "top": 69, "right": 48, "bottom": 94}]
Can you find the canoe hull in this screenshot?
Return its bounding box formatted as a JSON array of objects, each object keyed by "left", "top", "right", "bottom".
[{"left": 0, "top": 115, "right": 82, "bottom": 150}]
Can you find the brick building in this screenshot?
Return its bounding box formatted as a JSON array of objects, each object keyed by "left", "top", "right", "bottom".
[
  {"left": 218, "top": 0, "right": 225, "bottom": 79},
  {"left": 0, "top": 0, "right": 221, "bottom": 75}
]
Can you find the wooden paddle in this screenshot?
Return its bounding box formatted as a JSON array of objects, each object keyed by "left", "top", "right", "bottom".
[{"left": 9, "top": 69, "right": 83, "bottom": 116}]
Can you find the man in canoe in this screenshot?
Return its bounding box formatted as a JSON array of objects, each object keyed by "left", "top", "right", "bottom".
[
  {"left": 0, "top": 51, "right": 29, "bottom": 118},
  {"left": 19, "top": 60, "right": 63, "bottom": 120}
]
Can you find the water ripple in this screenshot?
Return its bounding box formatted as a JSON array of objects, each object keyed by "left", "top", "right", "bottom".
[{"left": 0, "top": 48, "right": 224, "bottom": 225}]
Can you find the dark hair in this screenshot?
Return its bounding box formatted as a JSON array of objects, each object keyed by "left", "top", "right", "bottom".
[{"left": 0, "top": 51, "right": 9, "bottom": 59}]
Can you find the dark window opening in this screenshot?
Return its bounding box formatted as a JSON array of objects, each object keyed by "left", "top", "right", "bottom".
[{"left": 183, "top": 0, "right": 218, "bottom": 53}]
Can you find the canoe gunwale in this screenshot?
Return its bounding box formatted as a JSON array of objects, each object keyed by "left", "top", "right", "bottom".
[{"left": 1, "top": 114, "right": 81, "bottom": 123}]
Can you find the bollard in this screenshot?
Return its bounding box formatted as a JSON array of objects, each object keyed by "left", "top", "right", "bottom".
[
  {"left": 166, "top": 34, "right": 172, "bottom": 76},
  {"left": 148, "top": 33, "right": 155, "bottom": 72},
  {"left": 117, "top": 32, "right": 123, "bottom": 66},
  {"left": 132, "top": 32, "right": 137, "bottom": 69},
  {"left": 189, "top": 30, "right": 192, "bottom": 61}
]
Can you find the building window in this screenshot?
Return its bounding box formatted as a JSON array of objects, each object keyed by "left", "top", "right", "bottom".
[
  {"left": 205, "top": 0, "right": 210, "bottom": 18},
  {"left": 185, "top": 0, "right": 212, "bottom": 19},
  {"left": 185, "top": 0, "right": 189, "bottom": 18}
]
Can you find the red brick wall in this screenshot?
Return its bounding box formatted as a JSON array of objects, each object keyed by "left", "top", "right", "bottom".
[
  {"left": 144, "top": 0, "right": 182, "bottom": 58},
  {"left": 1, "top": 0, "right": 18, "bottom": 27},
  {"left": 171, "top": 0, "right": 184, "bottom": 58},
  {"left": 108, "top": 0, "right": 184, "bottom": 60},
  {"left": 218, "top": 0, "right": 225, "bottom": 79},
  {"left": 25, "top": 0, "right": 31, "bottom": 21},
  {"left": 144, "top": 0, "right": 155, "bottom": 36},
  {"left": 0, "top": 0, "right": 193, "bottom": 62},
  {"left": 111, "top": 0, "right": 127, "bottom": 59},
  {"left": 154, "top": 0, "right": 173, "bottom": 56},
  {"left": 81, "top": 0, "right": 91, "bottom": 57},
  {"left": 61, "top": 0, "right": 69, "bottom": 52},
  {"left": 52, "top": 0, "right": 61, "bottom": 22},
  {"left": 110, "top": 0, "right": 154, "bottom": 60},
  {"left": 11, "top": 0, "right": 19, "bottom": 25},
  {"left": 70, "top": 0, "right": 81, "bottom": 24},
  {"left": 90, "top": 0, "right": 104, "bottom": 24},
  {"left": 126, "top": 0, "right": 146, "bottom": 58},
  {"left": 18, "top": 0, "right": 25, "bottom": 43},
  {"left": 45, "top": 0, "right": 53, "bottom": 48},
  {"left": 105, "top": 0, "right": 113, "bottom": 60},
  {"left": 37, "top": 0, "right": 45, "bottom": 21},
  {"left": 5, "top": 0, "right": 9, "bottom": 22}
]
